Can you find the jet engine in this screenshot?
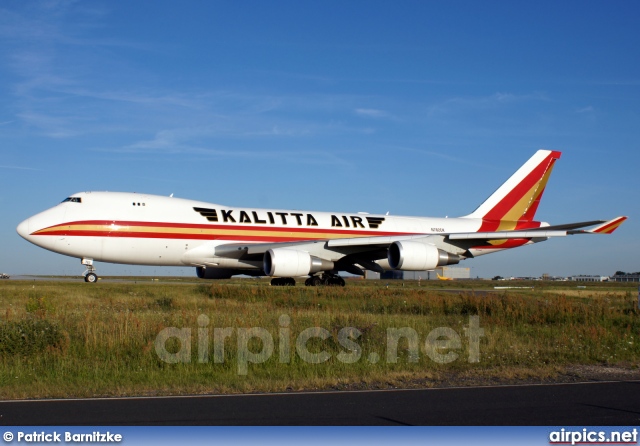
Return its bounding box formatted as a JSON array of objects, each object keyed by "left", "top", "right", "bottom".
[
  {"left": 263, "top": 248, "right": 334, "bottom": 277},
  {"left": 387, "top": 241, "right": 460, "bottom": 271}
]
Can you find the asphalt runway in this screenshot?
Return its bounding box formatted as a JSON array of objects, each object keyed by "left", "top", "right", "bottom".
[{"left": 2, "top": 381, "right": 639, "bottom": 426}]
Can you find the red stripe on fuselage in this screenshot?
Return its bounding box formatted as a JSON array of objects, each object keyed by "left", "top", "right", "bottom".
[
  {"left": 32, "top": 220, "right": 416, "bottom": 240},
  {"left": 31, "top": 230, "right": 360, "bottom": 242}
]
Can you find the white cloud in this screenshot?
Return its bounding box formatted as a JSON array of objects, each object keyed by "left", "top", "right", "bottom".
[
  {"left": 427, "top": 92, "right": 548, "bottom": 117},
  {"left": 0, "top": 164, "right": 43, "bottom": 171},
  {"left": 93, "top": 128, "right": 353, "bottom": 166},
  {"left": 16, "top": 112, "right": 82, "bottom": 138},
  {"left": 355, "top": 108, "right": 389, "bottom": 118}
]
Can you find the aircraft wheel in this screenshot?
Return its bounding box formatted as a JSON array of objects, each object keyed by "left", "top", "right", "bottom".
[
  {"left": 310, "top": 276, "right": 322, "bottom": 286},
  {"left": 327, "top": 276, "right": 345, "bottom": 286},
  {"left": 85, "top": 272, "right": 98, "bottom": 283}
]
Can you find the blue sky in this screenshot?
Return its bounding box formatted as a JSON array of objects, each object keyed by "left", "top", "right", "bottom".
[{"left": 1, "top": 0, "right": 638, "bottom": 278}]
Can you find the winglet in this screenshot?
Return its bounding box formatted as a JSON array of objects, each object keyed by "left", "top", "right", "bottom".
[{"left": 585, "top": 216, "right": 627, "bottom": 234}]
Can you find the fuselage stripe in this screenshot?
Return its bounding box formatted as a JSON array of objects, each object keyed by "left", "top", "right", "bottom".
[{"left": 32, "top": 220, "right": 416, "bottom": 241}]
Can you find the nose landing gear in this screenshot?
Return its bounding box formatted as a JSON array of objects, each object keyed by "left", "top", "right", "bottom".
[{"left": 82, "top": 258, "right": 99, "bottom": 283}]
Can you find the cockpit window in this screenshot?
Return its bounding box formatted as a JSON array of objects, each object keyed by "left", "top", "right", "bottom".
[{"left": 62, "top": 197, "right": 82, "bottom": 203}]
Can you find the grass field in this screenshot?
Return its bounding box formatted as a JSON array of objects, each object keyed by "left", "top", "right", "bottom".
[{"left": 1, "top": 278, "right": 639, "bottom": 399}]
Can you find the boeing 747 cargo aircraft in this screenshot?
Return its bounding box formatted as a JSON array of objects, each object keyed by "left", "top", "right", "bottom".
[{"left": 16, "top": 150, "right": 626, "bottom": 285}]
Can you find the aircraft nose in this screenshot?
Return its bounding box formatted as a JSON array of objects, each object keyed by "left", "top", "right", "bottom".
[{"left": 17, "top": 218, "right": 31, "bottom": 240}]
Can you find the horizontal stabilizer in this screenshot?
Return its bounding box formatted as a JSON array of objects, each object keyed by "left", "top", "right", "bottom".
[
  {"left": 570, "top": 216, "right": 627, "bottom": 235},
  {"left": 448, "top": 230, "right": 568, "bottom": 240},
  {"left": 527, "top": 220, "right": 606, "bottom": 231},
  {"left": 451, "top": 217, "right": 627, "bottom": 240}
]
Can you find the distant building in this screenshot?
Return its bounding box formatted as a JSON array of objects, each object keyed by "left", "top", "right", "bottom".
[
  {"left": 569, "top": 275, "right": 609, "bottom": 282},
  {"left": 401, "top": 270, "right": 429, "bottom": 281},
  {"left": 610, "top": 274, "right": 640, "bottom": 282},
  {"left": 437, "top": 266, "right": 471, "bottom": 280},
  {"left": 378, "top": 267, "right": 471, "bottom": 280},
  {"left": 380, "top": 270, "right": 403, "bottom": 280},
  {"left": 364, "top": 270, "right": 380, "bottom": 280}
]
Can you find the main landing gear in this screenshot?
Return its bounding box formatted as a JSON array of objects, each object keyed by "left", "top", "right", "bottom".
[
  {"left": 82, "top": 258, "right": 99, "bottom": 283},
  {"left": 270, "top": 277, "right": 296, "bottom": 286},
  {"left": 270, "top": 274, "right": 346, "bottom": 287},
  {"left": 304, "top": 273, "right": 345, "bottom": 287}
]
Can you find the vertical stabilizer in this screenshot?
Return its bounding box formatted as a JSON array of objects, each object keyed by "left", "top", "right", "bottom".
[{"left": 464, "top": 150, "right": 561, "bottom": 231}]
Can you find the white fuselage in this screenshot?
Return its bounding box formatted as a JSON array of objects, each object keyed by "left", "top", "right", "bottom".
[{"left": 17, "top": 191, "right": 488, "bottom": 268}]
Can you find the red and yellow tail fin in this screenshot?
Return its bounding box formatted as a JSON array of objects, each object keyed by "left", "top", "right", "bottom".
[{"left": 464, "top": 150, "right": 561, "bottom": 231}]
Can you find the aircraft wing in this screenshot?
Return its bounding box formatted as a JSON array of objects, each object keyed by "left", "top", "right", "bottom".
[
  {"left": 206, "top": 216, "right": 627, "bottom": 277},
  {"left": 213, "top": 216, "right": 627, "bottom": 258},
  {"left": 211, "top": 232, "right": 433, "bottom": 257},
  {"left": 186, "top": 216, "right": 627, "bottom": 278},
  {"left": 325, "top": 216, "right": 628, "bottom": 246},
  {"left": 214, "top": 240, "right": 330, "bottom": 259}
]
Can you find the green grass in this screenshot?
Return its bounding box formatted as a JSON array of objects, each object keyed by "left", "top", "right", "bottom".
[{"left": 0, "top": 279, "right": 638, "bottom": 399}]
